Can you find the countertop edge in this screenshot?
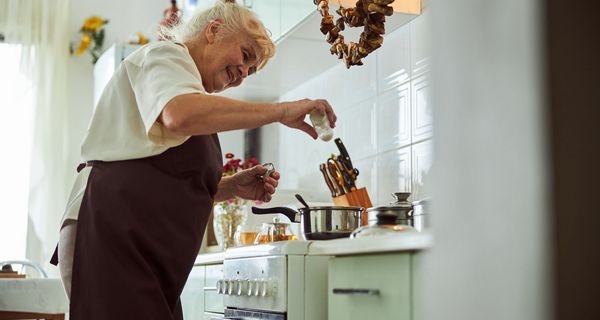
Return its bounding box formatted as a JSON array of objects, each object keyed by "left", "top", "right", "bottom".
[
  {"left": 193, "top": 252, "right": 225, "bottom": 265},
  {"left": 307, "top": 231, "right": 433, "bottom": 256}
]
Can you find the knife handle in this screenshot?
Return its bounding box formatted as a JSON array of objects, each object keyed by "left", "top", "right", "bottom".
[
  {"left": 319, "top": 163, "right": 338, "bottom": 197},
  {"left": 334, "top": 138, "right": 354, "bottom": 169}
]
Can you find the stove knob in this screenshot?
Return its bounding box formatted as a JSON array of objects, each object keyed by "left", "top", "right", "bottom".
[
  {"left": 236, "top": 279, "right": 246, "bottom": 296},
  {"left": 253, "top": 279, "right": 261, "bottom": 297},
  {"left": 216, "top": 279, "right": 223, "bottom": 294},
  {"left": 221, "top": 279, "right": 229, "bottom": 295},
  {"left": 228, "top": 279, "right": 237, "bottom": 296},
  {"left": 260, "top": 280, "right": 269, "bottom": 297},
  {"left": 247, "top": 280, "right": 254, "bottom": 296}
]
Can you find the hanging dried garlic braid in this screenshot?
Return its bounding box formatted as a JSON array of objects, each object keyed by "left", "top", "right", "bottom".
[{"left": 314, "top": 0, "right": 394, "bottom": 68}]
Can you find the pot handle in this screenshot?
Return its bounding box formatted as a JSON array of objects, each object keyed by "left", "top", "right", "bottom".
[{"left": 251, "top": 206, "right": 299, "bottom": 222}]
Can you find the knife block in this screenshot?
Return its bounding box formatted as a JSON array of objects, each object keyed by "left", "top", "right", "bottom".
[{"left": 332, "top": 187, "right": 373, "bottom": 225}]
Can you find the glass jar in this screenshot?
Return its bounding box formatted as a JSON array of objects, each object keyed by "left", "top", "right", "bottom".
[
  {"left": 213, "top": 200, "right": 248, "bottom": 250},
  {"left": 254, "top": 218, "right": 297, "bottom": 245},
  {"left": 234, "top": 224, "right": 260, "bottom": 247}
]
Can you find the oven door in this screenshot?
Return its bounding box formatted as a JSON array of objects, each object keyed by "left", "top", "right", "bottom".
[{"left": 224, "top": 308, "right": 286, "bottom": 320}]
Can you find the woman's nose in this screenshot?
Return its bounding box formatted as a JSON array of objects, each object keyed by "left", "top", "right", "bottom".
[{"left": 237, "top": 65, "right": 249, "bottom": 79}]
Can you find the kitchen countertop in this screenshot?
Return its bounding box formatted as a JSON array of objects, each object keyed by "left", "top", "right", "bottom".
[
  {"left": 193, "top": 231, "right": 433, "bottom": 265},
  {"left": 194, "top": 252, "right": 225, "bottom": 265},
  {"left": 0, "top": 278, "right": 68, "bottom": 314},
  {"left": 307, "top": 230, "right": 433, "bottom": 256}
]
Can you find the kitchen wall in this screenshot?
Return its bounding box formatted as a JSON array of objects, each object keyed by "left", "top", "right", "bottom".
[{"left": 261, "top": 10, "right": 432, "bottom": 206}]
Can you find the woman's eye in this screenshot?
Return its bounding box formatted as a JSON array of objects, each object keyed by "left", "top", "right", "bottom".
[{"left": 243, "top": 51, "right": 249, "bottom": 62}]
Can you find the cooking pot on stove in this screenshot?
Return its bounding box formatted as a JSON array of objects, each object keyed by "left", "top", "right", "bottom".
[
  {"left": 251, "top": 194, "right": 364, "bottom": 240},
  {"left": 367, "top": 192, "right": 428, "bottom": 231}
]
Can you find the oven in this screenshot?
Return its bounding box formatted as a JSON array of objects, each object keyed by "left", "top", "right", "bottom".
[{"left": 219, "top": 242, "right": 330, "bottom": 320}]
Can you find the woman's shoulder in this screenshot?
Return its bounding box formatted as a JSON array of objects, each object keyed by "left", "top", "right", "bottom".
[{"left": 124, "top": 41, "right": 190, "bottom": 67}]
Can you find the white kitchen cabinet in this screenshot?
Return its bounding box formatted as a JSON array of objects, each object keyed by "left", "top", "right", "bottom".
[
  {"left": 181, "top": 262, "right": 225, "bottom": 319},
  {"left": 204, "top": 263, "right": 225, "bottom": 314},
  {"left": 328, "top": 253, "right": 412, "bottom": 320},
  {"left": 181, "top": 265, "right": 206, "bottom": 320}
]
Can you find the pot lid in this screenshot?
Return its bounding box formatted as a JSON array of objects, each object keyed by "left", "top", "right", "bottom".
[{"left": 366, "top": 192, "right": 413, "bottom": 212}]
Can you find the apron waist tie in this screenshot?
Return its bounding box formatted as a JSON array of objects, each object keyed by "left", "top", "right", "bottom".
[
  {"left": 77, "top": 160, "right": 103, "bottom": 173},
  {"left": 51, "top": 160, "right": 104, "bottom": 265}
]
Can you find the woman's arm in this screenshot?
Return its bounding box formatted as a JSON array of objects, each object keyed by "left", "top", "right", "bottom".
[
  {"left": 214, "top": 166, "right": 280, "bottom": 203},
  {"left": 214, "top": 175, "right": 236, "bottom": 202},
  {"left": 159, "top": 94, "right": 336, "bottom": 139}
]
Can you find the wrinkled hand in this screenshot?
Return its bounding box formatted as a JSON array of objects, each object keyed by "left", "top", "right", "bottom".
[
  {"left": 279, "top": 99, "right": 337, "bottom": 139},
  {"left": 232, "top": 165, "right": 280, "bottom": 202}
]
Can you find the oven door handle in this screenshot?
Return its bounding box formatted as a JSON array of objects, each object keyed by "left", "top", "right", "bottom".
[{"left": 332, "top": 288, "right": 381, "bottom": 296}]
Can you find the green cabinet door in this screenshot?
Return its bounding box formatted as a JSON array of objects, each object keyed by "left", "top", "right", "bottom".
[{"left": 328, "top": 253, "right": 412, "bottom": 320}]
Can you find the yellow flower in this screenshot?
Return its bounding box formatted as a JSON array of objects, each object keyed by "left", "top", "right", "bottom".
[
  {"left": 137, "top": 33, "right": 149, "bottom": 45},
  {"left": 81, "top": 15, "right": 107, "bottom": 32},
  {"left": 75, "top": 33, "right": 91, "bottom": 56}
]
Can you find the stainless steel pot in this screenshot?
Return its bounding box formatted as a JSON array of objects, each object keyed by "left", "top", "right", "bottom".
[
  {"left": 367, "top": 192, "right": 428, "bottom": 231},
  {"left": 251, "top": 206, "right": 364, "bottom": 240}
]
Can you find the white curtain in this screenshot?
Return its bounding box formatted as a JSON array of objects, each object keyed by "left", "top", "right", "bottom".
[{"left": 0, "top": 0, "right": 72, "bottom": 276}]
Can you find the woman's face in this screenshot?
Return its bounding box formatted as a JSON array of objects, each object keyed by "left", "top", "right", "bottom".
[{"left": 197, "top": 29, "right": 263, "bottom": 93}]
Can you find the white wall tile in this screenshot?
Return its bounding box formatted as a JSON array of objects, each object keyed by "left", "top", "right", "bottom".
[
  {"left": 377, "top": 23, "right": 411, "bottom": 93},
  {"left": 411, "top": 139, "right": 433, "bottom": 201},
  {"left": 376, "top": 147, "right": 411, "bottom": 205},
  {"left": 411, "top": 75, "right": 433, "bottom": 143},
  {"left": 410, "top": 10, "right": 432, "bottom": 77},
  {"left": 322, "top": 54, "right": 377, "bottom": 109},
  {"left": 338, "top": 97, "right": 377, "bottom": 160},
  {"left": 353, "top": 156, "right": 378, "bottom": 205},
  {"left": 377, "top": 82, "right": 411, "bottom": 152}
]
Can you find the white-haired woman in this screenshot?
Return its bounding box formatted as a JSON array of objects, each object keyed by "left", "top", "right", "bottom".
[{"left": 50, "top": 0, "right": 336, "bottom": 318}]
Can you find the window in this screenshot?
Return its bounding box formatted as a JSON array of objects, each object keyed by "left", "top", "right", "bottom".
[{"left": 0, "top": 43, "right": 33, "bottom": 261}]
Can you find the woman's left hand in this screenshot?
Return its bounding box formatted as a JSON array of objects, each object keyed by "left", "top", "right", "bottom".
[{"left": 233, "top": 165, "right": 280, "bottom": 202}]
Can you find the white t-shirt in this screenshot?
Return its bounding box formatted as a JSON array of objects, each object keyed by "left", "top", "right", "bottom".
[{"left": 61, "top": 41, "right": 205, "bottom": 224}]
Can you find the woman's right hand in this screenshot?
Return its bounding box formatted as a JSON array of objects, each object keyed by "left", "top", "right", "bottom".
[{"left": 278, "top": 99, "right": 337, "bottom": 139}]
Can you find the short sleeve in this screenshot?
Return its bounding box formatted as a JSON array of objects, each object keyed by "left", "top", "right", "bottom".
[{"left": 126, "top": 43, "right": 205, "bottom": 146}]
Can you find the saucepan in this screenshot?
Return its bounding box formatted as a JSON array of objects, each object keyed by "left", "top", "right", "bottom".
[{"left": 251, "top": 194, "right": 364, "bottom": 240}]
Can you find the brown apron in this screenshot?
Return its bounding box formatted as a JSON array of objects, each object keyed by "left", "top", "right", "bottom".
[{"left": 67, "top": 135, "right": 222, "bottom": 319}]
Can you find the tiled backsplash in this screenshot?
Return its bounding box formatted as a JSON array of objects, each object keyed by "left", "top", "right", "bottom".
[{"left": 263, "top": 12, "right": 433, "bottom": 206}]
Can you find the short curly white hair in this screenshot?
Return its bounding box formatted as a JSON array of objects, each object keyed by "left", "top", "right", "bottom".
[{"left": 161, "top": 0, "right": 275, "bottom": 71}]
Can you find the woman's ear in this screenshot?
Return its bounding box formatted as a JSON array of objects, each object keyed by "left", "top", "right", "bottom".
[{"left": 204, "top": 19, "right": 224, "bottom": 44}]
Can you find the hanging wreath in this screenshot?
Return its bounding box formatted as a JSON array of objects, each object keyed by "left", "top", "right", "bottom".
[{"left": 314, "top": 0, "right": 394, "bottom": 68}]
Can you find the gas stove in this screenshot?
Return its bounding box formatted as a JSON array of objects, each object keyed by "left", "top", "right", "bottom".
[{"left": 219, "top": 241, "right": 330, "bottom": 320}]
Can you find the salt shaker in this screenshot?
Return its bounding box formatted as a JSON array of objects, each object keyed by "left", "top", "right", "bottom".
[{"left": 309, "top": 110, "right": 334, "bottom": 141}]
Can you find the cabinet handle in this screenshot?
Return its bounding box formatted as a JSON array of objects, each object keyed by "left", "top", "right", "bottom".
[{"left": 332, "top": 288, "right": 380, "bottom": 296}]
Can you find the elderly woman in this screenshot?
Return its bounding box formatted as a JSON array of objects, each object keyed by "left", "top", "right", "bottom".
[{"left": 51, "top": 0, "right": 336, "bottom": 318}]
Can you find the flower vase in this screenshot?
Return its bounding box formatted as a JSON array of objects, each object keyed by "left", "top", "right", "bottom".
[{"left": 213, "top": 200, "right": 248, "bottom": 250}]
